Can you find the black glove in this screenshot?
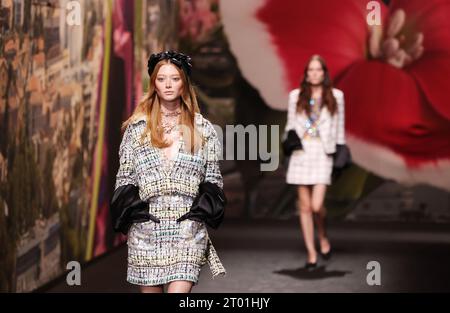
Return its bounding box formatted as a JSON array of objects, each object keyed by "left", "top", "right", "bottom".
[
  {"left": 333, "top": 144, "right": 352, "bottom": 170},
  {"left": 282, "top": 129, "right": 303, "bottom": 156},
  {"left": 329, "top": 145, "right": 352, "bottom": 183},
  {"left": 110, "top": 184, "right": 160, "bottom": 235},
  {"left": 177, "top": 181, "right": 226, "bottom": 229}
]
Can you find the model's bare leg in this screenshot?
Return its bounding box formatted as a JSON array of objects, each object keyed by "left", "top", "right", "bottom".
[
  {"left": 167, "top": 281, "right": 193, "bottom": 293},
  {"left": 311, "top": 184, "right": 330, "bottom": 254},
  {"left": 298, "top": 185, "right": 317, "bottom": 264},
  {"left": 314, "top": 207, "right": 330, "bottom": 254},
  {"left": 140, "top": 285, "right": 164, "bottom": 293}
]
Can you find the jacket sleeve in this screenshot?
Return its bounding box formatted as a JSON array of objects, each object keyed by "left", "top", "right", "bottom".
[
  {"left": 203, "top": 123, "right": 224, "bottom": 189},
  {"left": 336, "top": 92, "right": 346, "bottom": 145},
  {"left": 285, "top": 89, "right": 306, "bottom": 138},
  {"left": 114, "top": 124, "right": 137, "bottom": 190}
]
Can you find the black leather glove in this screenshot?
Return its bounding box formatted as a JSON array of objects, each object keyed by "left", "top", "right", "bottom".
[
  {"left": 110, "top": 184, "right": 160, "bottom": 235},
  {"left": 177, "top": 181, "right": 226, "bottom": 229},
  {"left": 282, "top": 129, "right": 303, "bottom": 156},
  {"left": 333, "top": 144, "right": 352, "bottom": 170}
]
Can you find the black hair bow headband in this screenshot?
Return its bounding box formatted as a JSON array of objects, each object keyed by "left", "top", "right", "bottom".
[{"left": 147, "top": 50, "right": 192, "bottom": 77}]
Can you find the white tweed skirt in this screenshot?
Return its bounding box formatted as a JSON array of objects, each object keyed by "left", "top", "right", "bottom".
[{"left": 286, "top": 137, "right": 333, "bottom": 185}]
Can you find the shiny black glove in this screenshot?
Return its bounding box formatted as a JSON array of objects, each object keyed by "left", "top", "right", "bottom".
[
  {"left": 110, "top": 184, "right": 160, "bottom": 235},
  {"left": 332, "top": 144, "right": 352, "bottom": 170},
  {"left": 177, "top": 181, "right": 226, "bottom": 229},
  {"left": 330, "top": 145, "right": 352, "bottom": 182},
  {"left": 282, "top": 129, "right": 303, "bottom": 156}
]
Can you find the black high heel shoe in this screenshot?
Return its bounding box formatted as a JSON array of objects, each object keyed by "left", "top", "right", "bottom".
[
  {"left": 304, "top": 261, "right": 318, "bottom": 270},
  {"left": 319, "top": 248, "right": 332, "bottom": 260}
]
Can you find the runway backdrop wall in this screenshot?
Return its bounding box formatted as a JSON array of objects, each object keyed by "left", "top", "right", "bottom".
[{"left": 1, "top": 0, "right": 449, "bottom": 292}]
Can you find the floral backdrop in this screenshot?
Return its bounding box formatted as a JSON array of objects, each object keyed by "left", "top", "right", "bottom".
[{"left": 1, "top": 0, "right": 449, "bottom": 292}]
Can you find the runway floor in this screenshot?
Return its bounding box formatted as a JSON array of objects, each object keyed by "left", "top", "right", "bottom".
[{"left": 44, "top": 219, "right": 450, "bottom": 292}]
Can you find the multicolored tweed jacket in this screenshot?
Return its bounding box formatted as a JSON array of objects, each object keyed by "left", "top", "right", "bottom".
[{"left": 114, "top": 112, "right": 226, "bottom": 277}]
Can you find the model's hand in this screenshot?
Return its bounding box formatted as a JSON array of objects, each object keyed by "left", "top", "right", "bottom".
[
  {"left": 176, "top": 212, "right": 204, "bottom": 224},
  {"left": 147, "top": 212, "right": 161, "bottom": 223},
  {"left": 127, "top": 201, "right": 161, "bottom": 224}
]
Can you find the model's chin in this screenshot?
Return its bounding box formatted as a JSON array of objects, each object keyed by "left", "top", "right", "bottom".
[
  {"left": 309, "top": 81, "right": 323, "bottom": 86},
  {"left": 160, "top": 95, "right": 180, "bottom": 102}
]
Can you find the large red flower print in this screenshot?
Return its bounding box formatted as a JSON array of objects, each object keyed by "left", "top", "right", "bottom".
[{"left": 220, "top": 0, "right": 450, "bottom": 191}]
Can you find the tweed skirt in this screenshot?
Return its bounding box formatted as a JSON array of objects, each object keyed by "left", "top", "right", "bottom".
[
  {"left": 126, "top": 194, "right": 209, "bottom": 286},
  {"left": 286, "top": 137, "right": 333, "bottom": 185}
]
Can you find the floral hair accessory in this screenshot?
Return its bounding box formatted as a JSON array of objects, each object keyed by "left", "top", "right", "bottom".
[{"left": 147, "top": 50, "right": 192, "bottom": 77}]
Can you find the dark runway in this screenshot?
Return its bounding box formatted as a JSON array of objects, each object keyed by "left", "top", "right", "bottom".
[{"left": 44, "top": 220, "right": 450, "bottom": 292}]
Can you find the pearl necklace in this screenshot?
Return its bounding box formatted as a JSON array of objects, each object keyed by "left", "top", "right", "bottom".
[
  {"left": 161, "top": 109, "right": 181, "bottom": 117},
  {"left": 160, "top": 109, "right": 181, "bottom": 134}
]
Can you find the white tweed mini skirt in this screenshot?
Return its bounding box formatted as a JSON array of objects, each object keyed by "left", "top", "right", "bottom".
[{"left": 286, "top": 137, "right": 333, "bottom": 185}]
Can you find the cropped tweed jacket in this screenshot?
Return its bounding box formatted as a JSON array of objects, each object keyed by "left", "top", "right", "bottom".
[{"left": 114, "top": 112, "right": 226, "bottom": 277}]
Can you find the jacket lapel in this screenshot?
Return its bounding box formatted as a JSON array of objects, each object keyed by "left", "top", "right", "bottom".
[{"left": 317, "top": 106, "right": 330, "bottom": 126}]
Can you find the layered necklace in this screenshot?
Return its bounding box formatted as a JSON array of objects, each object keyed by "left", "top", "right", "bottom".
[
  {"left": 160, "top": 107, "right": 181, "bottom": 134},
  {"left": 309, "top": 97, "right": 322, "bottom": 119},
  {"left": 305, "top": 97, "right": 322, "bottom": 137}
]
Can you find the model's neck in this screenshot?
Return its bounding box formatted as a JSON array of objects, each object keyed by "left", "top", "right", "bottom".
[
  {"left": 310, "top": 85, "right": 323, "bottom": 97},
  {"left": 160, "top": 100, "right": 181, "bottom": 113}
]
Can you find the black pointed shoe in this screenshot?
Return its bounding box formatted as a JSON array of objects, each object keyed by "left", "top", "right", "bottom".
[
  {"left": 304, "top": 261, "right": 318, "bottom": 271},
  {"left": 319, "top": 248, "right": 332, "bottom": 261}
]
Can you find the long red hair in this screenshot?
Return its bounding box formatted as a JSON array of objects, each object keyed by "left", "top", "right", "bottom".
[
  {"left": 122, "top": 59, "right": 203, "bottom": 153},
  {"left": 297, "top": 55, "right": 337, "bottom": 116}
]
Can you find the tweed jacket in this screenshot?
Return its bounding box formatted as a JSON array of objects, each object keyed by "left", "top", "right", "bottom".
[
  {"left": 285, "top": 88, "right": 346, "bottom": 154},
  {"left": 114, "top": 112, "right": 225, "bottom": 277}
]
